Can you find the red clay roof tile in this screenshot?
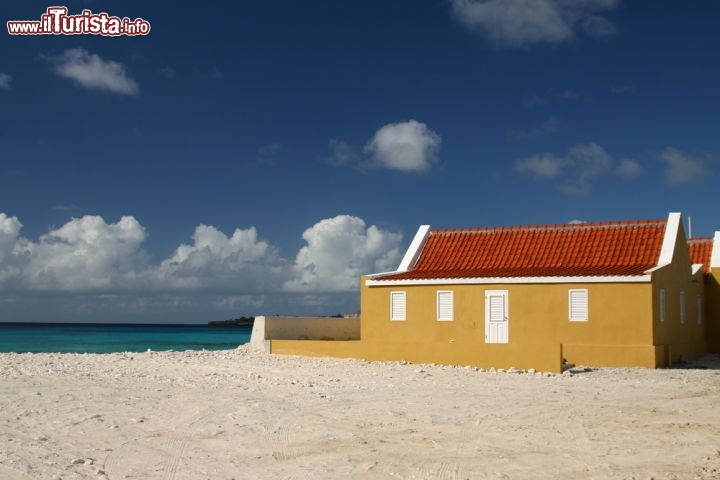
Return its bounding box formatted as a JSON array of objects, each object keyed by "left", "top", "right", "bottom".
[
  {"left": 376, "top": 219, "right": 667, "bottom": 280},
  {"left": 688, "top": 237, "right": 713, "bottom": 273}
]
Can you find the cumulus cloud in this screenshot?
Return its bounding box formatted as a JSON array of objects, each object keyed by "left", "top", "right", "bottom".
[
  {"left": 0, "top": 73, "right": 11, "bottom": 89},
  {"left": 514, "top": 154, "right": 566, "bottom": 179},
  {"left": 0, "top": 213, "right": 403, "bottom": 302},
  {"left": 328, "top": 120, "right": 442, "bottom": 173},
  {"left": 364, "top": 120, "right": 442, "bottom": 173},
  {"left": 514, "top": 142, "right": 640, "bottom": 195},
  {"left": 0, "top": 214, "right": 22, "bottom": 263},
  {"left": 616, "top": 158, "right": 643, "bottom": 179},
  {"left": 18, "top": 216, "right": 147, "bottom": 292},
  {"left": 659, "top": 148, "right": 707, "bottom": 185},
  {"left": 285, "top": 215, "right": 403, "bottom": 292},
  {"left": 450, "top": 0, "right": 620, "bottom": 47},
  {"left": 49, "top": 48, "right": 139, "bottom": 95},
  {"left": 154, "top": 225, "right": 283, "bottom": 291}
]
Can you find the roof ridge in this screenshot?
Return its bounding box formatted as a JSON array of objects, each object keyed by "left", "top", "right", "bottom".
[
  {"left": 432, "top": 219, "right": 666, "bottom": 235},
  {"left": 687, "top": 237, "right": 713, "bottom": 243}
]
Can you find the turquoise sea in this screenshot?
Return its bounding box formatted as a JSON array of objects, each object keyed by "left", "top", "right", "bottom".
[{"left": 0, "top": 323, "right": 252, "bottom": 353}]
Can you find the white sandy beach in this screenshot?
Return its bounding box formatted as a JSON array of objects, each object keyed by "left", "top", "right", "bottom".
[{"left": 1, "top": 347, "right": 719, "bottom": 480}]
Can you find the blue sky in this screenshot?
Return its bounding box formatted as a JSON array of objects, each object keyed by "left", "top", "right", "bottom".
[{"left": 1, "top": 0, "right": 718, "bottom": 323}]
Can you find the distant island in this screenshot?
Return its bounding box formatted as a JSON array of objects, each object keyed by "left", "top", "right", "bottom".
[{"left": 207, "top": 316, "right": 254, "bottom": 327}]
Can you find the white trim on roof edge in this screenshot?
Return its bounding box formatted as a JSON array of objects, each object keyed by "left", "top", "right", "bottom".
[
  {"left": 712, "top": 232, "right": 720, "bottom": 269},
  {"left": 657, "top": 212, "right": 681, "bottom": 266},
  {"left": 397, "top": 225, "right": 431, "bottom": 272},
  {"left": 644, "top": 264, "right": 669, "bottom": 274},
  {"left": 366, "top": 275, "right": 651, "bottom": 286},
  {"left": 692, "top": 264, "right": 704, "bottom": 276}
]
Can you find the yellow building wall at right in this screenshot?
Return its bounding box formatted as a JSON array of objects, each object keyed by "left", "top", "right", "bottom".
[
  {"left": 651, "top": 224, "right": 707, "bottom": 363},
  {"left": 707, "top": 268, "right": 720, "bottom": 353}
]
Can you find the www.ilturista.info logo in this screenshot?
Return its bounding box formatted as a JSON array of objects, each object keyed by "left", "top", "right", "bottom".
[{"left": 7, "top": 7, "right": 150, "bottom": 36}]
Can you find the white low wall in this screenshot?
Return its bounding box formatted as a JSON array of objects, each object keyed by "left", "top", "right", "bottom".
[{"left": 250, "top": 316, "right": 360, "bottom": 352}]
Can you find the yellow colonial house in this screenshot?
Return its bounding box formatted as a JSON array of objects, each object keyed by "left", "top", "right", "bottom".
[{"left": 261, "top": 213, "right": 719, "bottom": 372}]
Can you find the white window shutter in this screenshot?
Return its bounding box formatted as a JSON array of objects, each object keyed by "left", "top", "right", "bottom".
[
  {"left": 390, "top": 291, "right": 406, "bottom": 321},
  {"left": 569, "top": 289, "right": 588, "bottom": 322},
  {"left": 437, "top": 291, "right": 453, "bottom": 321}
]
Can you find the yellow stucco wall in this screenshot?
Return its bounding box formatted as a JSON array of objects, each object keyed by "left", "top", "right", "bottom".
[
  {"left": 707, "top": 269, "right": 720, "bottom": 353},
  {"left": 651, "top": 225, "right": 707, "bottom": 363},
  {"left": 358, "top": 279, "right": 655, "bottom": 372},
  {"left": 271, "top": 339, "right": 561, "bottom": 372}
]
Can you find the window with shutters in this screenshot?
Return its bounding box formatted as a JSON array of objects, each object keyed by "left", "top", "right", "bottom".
[
  {"left": 679, "top": 291, "right": 686, "bottom": 324},
  {"left": 659, "top": 289, "right": 666, "bottom": 322},
  {"left": 390, "top": 291, "right": 406, "bottom": 321},
  {"left": 568, "top": 289, "right": 588, "bottom": 322},
  {"left": 696, "top": 294, "right": 702, "bottom": 325},
  {"left": 437, "top": 290, "right": 453, "bottom": 321}
]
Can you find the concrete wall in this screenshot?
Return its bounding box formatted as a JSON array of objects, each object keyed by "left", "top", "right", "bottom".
[{"left": 250, "top": 316, "right": 360, "bottom": 353}]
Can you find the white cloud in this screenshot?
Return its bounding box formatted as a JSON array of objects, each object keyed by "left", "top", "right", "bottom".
[
  {"left": 616, "top": 158, "right": 643, "bottom": 179},
  {"left": 514, "top": 154, "right": 566, "bottom": 178},
  {"left": 0, "top": 213, "right": 22, "bottom": 264},
  {"left": 659, "top": 148, "right": 707, "bottom": 185},
  {"left": 50, "top": 48, "right": 139, "bottom": 95},
  {"left": 154, "top": 225, "right": 284, "bottom": 291},
  {"left": 285, "top": 215, "right": 403, "bottom": 292},
  {"left": 364, "top": 120, "right": 442, "bottom": 172},
  {"left": 212, "top": 295, "right": 268, "bottom": 311},
  {"left": 450, "top": 0, "right": 620, "bottom": 47},
  {"left": 582, "top": 15, "right": 617, "bottom": 37},
  {"left": 22, "top": 216, "right": 147, "bottom": 291},
  {"left": 514, "top": 142, "right": 636, "bottom": 195},
  {"left": 0, "top": 73, "right": 11, "bottom": 89},
  {"left": 0, "top": 213, "right": 403, "bottom": 302}
]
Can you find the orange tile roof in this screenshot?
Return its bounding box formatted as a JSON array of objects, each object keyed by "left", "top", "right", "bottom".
[
  {"left": 688, "top": 237, "right": 713, "bottom": 273},
  {"left": 376, "top": 219, "right": 667, "bottom": 280}
]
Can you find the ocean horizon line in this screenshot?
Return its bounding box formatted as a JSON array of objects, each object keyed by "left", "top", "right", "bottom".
[{"left": 0, "top": 321, "right": 248, "bottom": 327}]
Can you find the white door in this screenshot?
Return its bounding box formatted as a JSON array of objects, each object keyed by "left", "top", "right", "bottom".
[{"left": 485, "top": 290, "right": 508, "bottom": 344}]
